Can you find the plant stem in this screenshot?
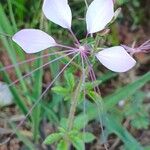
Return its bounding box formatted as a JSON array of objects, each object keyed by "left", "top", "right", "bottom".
[
  {"left": 67, "top": 76, "right": 83, "bottom": 131},
  {"left": 67, "top": 66, "right": 88, "bottom": 131}
]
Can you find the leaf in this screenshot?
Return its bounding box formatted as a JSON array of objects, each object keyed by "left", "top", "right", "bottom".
[
  {"left": 80, "top": 72, "right": 150, "bottom": 148},
  {"left": 73, "top": 114, "right": 88, "bottom": 130},
  {"left": 104, "top": 72, "right": 150, "bottom": 109},
  {"left": 57, "top": 140, "right": 68, "bottom": 150},
  {"left": 81, "top": 132, "right": 95, "bottom": 143},
  {"left": 32, "top": 52, "right": 43, "bottom": 141},
  {"left": 105, "top": 114, "right": 143, "bottom": 150},
  {"left": 52, "top": 86, "right": 69, "bottom": 96},
  {"left": 71, "top": 136, "right": 85, "bottom": 150},
  {"left": 131, "top": 117, "right": 149, "bottom": 129},
  {"left": 44, "top": 133, "right": 62, "bottom": 145},
  {"left": 64, "top": 71, "right": 75, "bottom": 89},
  {"left": 60, "top": 118, "right": 68, "bottom": 129},
  {"left": 84, "top": 80, "right": 102, "bottom": 90}
]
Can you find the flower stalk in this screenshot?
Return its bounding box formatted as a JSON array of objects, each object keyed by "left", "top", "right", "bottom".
[{"left": 67, "top": 74, "right": 84, "bottom": 131}]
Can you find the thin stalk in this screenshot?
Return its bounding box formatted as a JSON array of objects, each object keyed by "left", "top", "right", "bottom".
[
  {"left": 69, "top": 29, "right": 80, "bottom": 45},
  {"left": 0, "top": 50, "right": 73, "bottom": 72},
  {"left": 84, "top": 0, "right": 88, "bottom": 9},
  {"left": 2, "top": 53, "right": 79, "bottom": 144},
  {"left": 67, "top": 76, "right": 83, "bottom": 130},
  {"left": 84, "top": 55, "right": 108, "bottom": 150},
  {"left": 67, "top": 56, "right": 87, "bottom": 131},
  {"left": 67, "top": 56, "right": 88, "bottom": 149},
  {"left": 81, "top": 55, "right": 86, "bottom": 144},
  {"left": 56, "top": 44, "right": 75, "bottom": 50},
  {"left": 6, "top": 51, "right": 76, "bottom": 88}
]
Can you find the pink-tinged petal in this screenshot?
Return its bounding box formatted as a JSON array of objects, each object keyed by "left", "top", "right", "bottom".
[
  {"left": 42, "top": 0, "right": 72, "bottom": 29},
  {"left": 96, "top": 46, "right": 136, "bottom": 72},
  {"left": 12, "top": 29, "right": 56, "bottom": 53},
  {"left": 86, "top": 0, "right": 114, "bottom": 34}
]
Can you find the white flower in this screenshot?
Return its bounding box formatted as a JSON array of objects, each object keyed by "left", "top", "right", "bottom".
[{"left": 12, "top": 0, "right": 136, "bottom": 72}]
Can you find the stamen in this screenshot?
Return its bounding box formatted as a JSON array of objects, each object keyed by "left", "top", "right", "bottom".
[
  {"left": 83, "top": 55, "right": 109, "bottom": 150},
  {"left": 1, "top": 52, "right": 79, "bottom": 145},
  {"left": 69, "top": 29, "right": 80, "bottom": 45},
  {"left": 0, "top": 50, "right": 74, "bottom": 72},
  {"left": 56, "top": 44, "right": 75, "bottom": 50},
  {"left": 140, "top": 39, "right": 150, "bottom": 47},
  {"left": 6, "top": 51, "right": 76, "bottom": 88}
]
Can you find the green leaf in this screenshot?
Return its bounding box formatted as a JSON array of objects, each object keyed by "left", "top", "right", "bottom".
[
  {"left": 52, "top": 86, "right": 69, "bottom": 96},
  {"left": 57, "top": 140, "right": 68, "bottom": 150},
  {"left": 64, "top": 71, "right": 75, "bottom": 89},
  {"left": 44, "top": 133, "right": 62, "bottom": 145},
  {"left": 74, "top": 114, "right": 88, "bottom": 130},
  {"left": 80, "top": 72, "right": 150, "bottom": 148},
  {"left": 131, "top": 117, "right": 149, "bottom": 129},
  {"left": 81, "top": 132, "right": 95, "bottom": 143},
  {"left": 84, "top": 80, "right": 102, "bottom": 90},
  {"left": 32, "top": 52, "right": 43, "bottom": 141},
  {"left": 105, "top": 72, "right": 150, "bottom": 109},
  {"left": 71, "top": 136, "right": 85, "bottom": 150},
  {"left": 105, "top": 114, "right": 143, "bottom": 150},
  {"left": 60, "top": 118, "right": 68, "bottom": 129}
]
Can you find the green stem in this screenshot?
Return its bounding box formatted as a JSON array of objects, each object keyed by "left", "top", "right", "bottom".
[
  {"left": 67, "top": 76, "right": 83, "bottom": 131},
  {"left": 67, "top": 67, "right": 88, "bottom": 131}
]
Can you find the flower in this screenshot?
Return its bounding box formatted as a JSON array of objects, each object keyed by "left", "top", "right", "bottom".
[
  {"left": 12, "top": 0, "right": 136, "bottom": 73},
  {"left": 122, "top": 40, "right": 150, "bottom": 55}
]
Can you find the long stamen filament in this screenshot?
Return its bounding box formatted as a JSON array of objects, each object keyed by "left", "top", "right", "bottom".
[
  {"left": 2, "top": 52, "right": 79, "bottom": 144},
  {"left": 69, "top": 29, "right": 80, "bottom": 45},
  {"left": 83, "top": 55, "right": 108, "bottom": 150},
  {"left": 0, "top": 50, "right": 73, "bottom": 72},
  {"left": 7, "top": 51, "right": 76, "bottom": 88},
  {"left": 56, "top": 44, "right": 75, "bottom": 50}
]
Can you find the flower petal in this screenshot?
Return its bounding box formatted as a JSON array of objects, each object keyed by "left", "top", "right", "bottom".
[
  {"left": 86, "top": 0, "right": 114, "bottom": 34},
  {"left": 12, "top": 29, "right": 56, "bottom": 53},
  {"left": 96, "top": 46, "right": 136, "bottom": 72},
  {"left": 42, "top": 0, "right": 72, "bottom": 29}
]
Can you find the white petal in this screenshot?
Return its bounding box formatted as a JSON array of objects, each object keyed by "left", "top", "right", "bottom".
[
  {"left": 12, "top": 29, "right": 56, "bottom": 53},
  {"left": 96, "top": 46, "right": 136, "bottom": 72},
  {"left": 42, "top": 0, "right": 72, "bottom": 29},
  {"left": 86, "top": 0, "right": 114, "bottom": 34}
]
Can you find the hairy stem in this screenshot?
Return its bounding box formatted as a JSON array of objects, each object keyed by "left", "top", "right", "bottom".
[
  {"left": 67, "top": 59, "right": 88, "bottom": 131},
  {"left": 67, "top": 76, "right": 83, "bottom": 131}
]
